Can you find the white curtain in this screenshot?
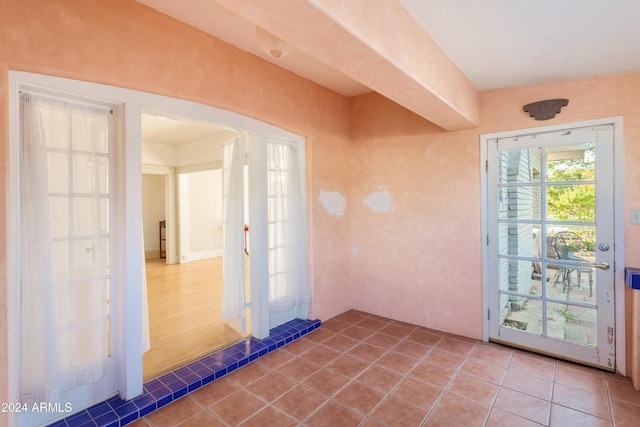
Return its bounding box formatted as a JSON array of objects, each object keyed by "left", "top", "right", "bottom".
[
  {"left": 267, "top": 141, "right": 310, "bottom": 323},
  {"left": 20, "top": 94, "right": 110, "bottom": 404},
  {"left": 222, "top": 139, "right": 246, "bottom": 333}
]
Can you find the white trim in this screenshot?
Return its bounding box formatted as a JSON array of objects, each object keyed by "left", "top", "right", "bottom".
[
  {"left": 142, "top": 164, "right": 174, "bottom": 175},
  {"left": 249, "top": 132, "right": 270, "bottom": 339},
  {"left": 142, "top": 164, "right": 178, "bottom": 264},
  {"left": 7, "top": 71, "right": 20, "bottom": 427},
  {"left": 613, "top": 117, "right": 626, "bottom": 376},
  {"left": 480, "top": 135, "right": 489, "bottom": 343},
  {"left": 480, "top": 116, "right": 626, "bottom": 375},
  {"left": 118, "top": 102, "right": 144, "bottom": 398},
  {"left": 145, "top": 250, "right": 162, "bottom": 259},
  {"left": 187, "top": 250, "right": 223, "bottom": 262},
  {"left": 178, "top": 174, "right": 190, "bottom": 264},
  {"left": 176, "top": 161, "right": 223, "bottom": 174}
]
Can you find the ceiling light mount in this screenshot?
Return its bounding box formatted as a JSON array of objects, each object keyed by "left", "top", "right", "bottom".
[
  {"left": 256, "top": 26, "right": 292, "bottom": 59},
  {"left": 523, "top": 99, "right": 569, "bottom": 120}
]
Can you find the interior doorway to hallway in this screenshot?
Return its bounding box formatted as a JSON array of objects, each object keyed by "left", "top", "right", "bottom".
[
  {"left": 142, "top": 258, "right": 245, "bottom": 381},
  {"left": 141, "top": 112, "right": 249, "bottom": 381}
]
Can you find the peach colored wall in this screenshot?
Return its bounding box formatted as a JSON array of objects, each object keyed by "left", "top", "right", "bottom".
[
  {"left": 0, "top": 0, "right": 352, "bottom": 417},
  {"left": 349, "top": 73, "right": 640, "bottom": 379},
  {"left": 349, "top": 93, "right": 481, "bottom": 336}
]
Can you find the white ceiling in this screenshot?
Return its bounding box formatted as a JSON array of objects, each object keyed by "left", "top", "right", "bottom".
[
  {"left": 137, "top": 0, "right": 640, "bottom": 96},
  {"left": 400, "top": 0, "right": 640, "bottom": 90}
]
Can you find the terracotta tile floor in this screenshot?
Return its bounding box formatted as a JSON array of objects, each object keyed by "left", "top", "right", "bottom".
[{"left": 129, "top": 311, "right": 640, "bottom": 426}]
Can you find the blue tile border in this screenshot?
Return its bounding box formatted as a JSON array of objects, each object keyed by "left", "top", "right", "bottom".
[{"left": 48, "top": 318, "right": 321, "bottom": 427}]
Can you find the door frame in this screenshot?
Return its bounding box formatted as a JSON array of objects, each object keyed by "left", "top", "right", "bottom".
[
  {"left": 7, "top": 71, "right": 306, "bottom": 425},
  {"left": 142, "top": 165, "right": 178, "bottom": 264},
  {"left": 480, "top": 117, "right": 626, "bottom": 375}
]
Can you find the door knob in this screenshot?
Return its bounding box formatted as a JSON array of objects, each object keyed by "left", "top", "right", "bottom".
[{"left": 589, "top": 262, "right": 609, "bottom": 270}]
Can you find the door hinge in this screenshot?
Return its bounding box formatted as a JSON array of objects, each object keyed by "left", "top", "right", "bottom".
[
  {"left": 486, "top": 234, "right": 489, "bottom": 246},
  {"left": 487, "top": 308, "right": 490, "bottom": 320},
  {"left": 485, "top": 160, "right": 488, "bottom": 172}
]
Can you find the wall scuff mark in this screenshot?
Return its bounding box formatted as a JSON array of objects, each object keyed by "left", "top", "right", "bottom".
[
  {"left": 319, "top": 190, "right": 346, "bottom": 217},
  {"left": 363, "top": 189, "right": 392, "bottom": 213}
]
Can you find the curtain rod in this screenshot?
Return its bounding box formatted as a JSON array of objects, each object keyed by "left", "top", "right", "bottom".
[{"left": 19, "top": 89, "right": 114, "bottom": 114}]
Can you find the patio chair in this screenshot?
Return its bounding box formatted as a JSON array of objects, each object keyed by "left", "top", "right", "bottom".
[{"left": 551, "top": 231, "right": 593, "bottom": 297}]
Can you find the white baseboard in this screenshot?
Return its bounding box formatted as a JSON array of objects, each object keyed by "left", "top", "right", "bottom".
[
  {"left": 186, "top": 249, "right": 223, "bottom": 262},
  {"left": 145, "top": 250, "right": 160, "bottom": 260}
]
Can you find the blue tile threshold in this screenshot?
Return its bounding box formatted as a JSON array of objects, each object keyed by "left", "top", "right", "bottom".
[{"left": 48, "top": 318, "right": 321, "bottom": 427}]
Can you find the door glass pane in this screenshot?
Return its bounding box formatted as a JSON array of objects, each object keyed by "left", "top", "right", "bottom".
[
  {"left": 500, "top": 295, "right": 542, "bottom": 335},
  {"left": 96, "top": 155, "right": 110, "bottom": 194},
  {"left": 546, "top": 226, "right": 595, "bottom": 264},
  {"left": 54, "top": 283, "right": 72, "bottom": 325},
  {"left": 48, "top": 151, "right": 68, "bottom": 193},
  {"left": 73, "top": 153, "right": 100, "bottom": 194},
  {"left": 546, "top": 143, "right": 595, "bottom": 182},
  {"left": 71, "top": 113, "right": 110, "bottom": 153},
  {"left": 498, "top": 223, "right": 540, "bottom": 258},
  {"left": 49, "top": 197, "right": 69, "bottom": 238},
  {"left": 547, "top": 184, "right": 596, "bottom": 223},
  {"left": 547, "top": 264, "right": 596, "bottom": 303},
  {"left": 547, "top": 302, "right": 597, "bottom": 347},
  {"left": 73, "top": 198, "right": 97, "bottom": 236},
  {"left": 498, "top": 186, "right": 541, "bottom": 220},
  {"left": 51, "top": 241, "right": 70, "bottom": 282},
  {"left": 499, "top": 259, "right": 541, "bottom": 296},
  {"left": 71, "top": 238, "right": 99, "bottom": 279},
  {"left": 498, "top": 148, "right": 542, "bottom": 183}
]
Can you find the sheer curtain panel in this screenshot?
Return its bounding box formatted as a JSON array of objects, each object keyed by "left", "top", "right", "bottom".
[
  {"left": 19, "top": 94, "right": 111, "bottom": 404},
  {"left": 222, "top": 139, "right": 246, "bottom": 333},
  {"left": 267, "top": 141, "right": 309, "bottom": 326}
]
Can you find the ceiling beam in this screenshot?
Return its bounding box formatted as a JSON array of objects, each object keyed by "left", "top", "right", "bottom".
[{"left": 213, "top": 0, "right": 479, "bottom": 130}]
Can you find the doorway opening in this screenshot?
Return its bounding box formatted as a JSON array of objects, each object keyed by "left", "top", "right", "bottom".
[
  {"left": 9, "top": 71, "right": 311, "bottom": 426},
  {"left": 140, "top": 112, "right": 249, "bottom": 381}
]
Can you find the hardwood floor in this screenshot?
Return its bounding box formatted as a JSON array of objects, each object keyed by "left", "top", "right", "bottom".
[{"left": 143, "top": 257, "right": 245, "bottom": 382}]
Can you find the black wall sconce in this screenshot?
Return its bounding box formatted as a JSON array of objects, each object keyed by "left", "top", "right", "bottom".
[{"left": 523, "top": 99, "right": 569, "bottom": 120}]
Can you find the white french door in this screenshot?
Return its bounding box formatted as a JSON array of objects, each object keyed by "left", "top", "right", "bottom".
[
  {"left": 17, "top": 93, "right": 118, "bottom": 427},
  {"left": 265, "top": 138, "right": 310, "bottom": 329},
  {"left": 247, "top": 134, "right": 310, "bottom": 339},
  {"left": 485, "top": 122, "right": 617, "bottom": 369}
]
